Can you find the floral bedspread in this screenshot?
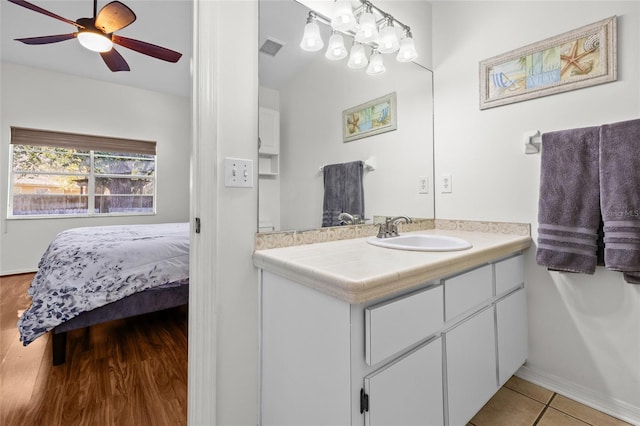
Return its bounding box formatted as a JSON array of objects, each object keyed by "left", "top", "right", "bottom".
[{"left": 18, "top": 222, "right": 189, "bottom": 345}]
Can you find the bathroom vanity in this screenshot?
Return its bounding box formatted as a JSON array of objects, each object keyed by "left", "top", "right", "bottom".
[{"left": 254, "top": 227, "right": 531, "bottom": 426}]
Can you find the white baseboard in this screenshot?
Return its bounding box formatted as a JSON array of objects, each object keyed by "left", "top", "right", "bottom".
[
  {"left": 516, "top": 364, "right": 640, "bottom": 426},
  {"left": 0, "top": 268, "right": 37, "bottom": 277}
]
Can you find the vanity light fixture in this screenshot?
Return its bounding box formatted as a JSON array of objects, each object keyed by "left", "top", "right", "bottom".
[
  {"left": 300, "top": 12, "right": 324, "bottom": 52},
  {"left": 299, "top": 0, "right": 417, "bottom": 76},
  {"left": 354, "top": 4, "right": 378, "bottom": 43},
  {"left": 348, "top": 42, "right": 368, "bottom": 69},
  {"left": 377, "top": 16, "right": 399, "bottom": 54},
  {"left": 366, "top": 50, "right": 385, "bottom": 75},
  {"left": 331, "top": 0, "right": 357, "bottom": 32},
  {"left": 325, "top": 31, "right": 348, "bottom": 60},
  {"left": 396, "top": 29, "right": 418, "bottom": 62}
]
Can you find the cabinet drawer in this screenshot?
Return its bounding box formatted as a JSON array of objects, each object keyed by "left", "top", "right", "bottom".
[
  {"left": 495, "top": 255, "right": 524, "bottom": 295},
  {"left": 445, "top": 264, "right": 492, "bottom": 321},
  {"left": 365, "top": 285, "right": 443, "bottom": 366}
]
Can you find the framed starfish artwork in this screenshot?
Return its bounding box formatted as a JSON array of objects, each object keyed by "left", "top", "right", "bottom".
[
  {"left": 479, "top": 16, "right": 617, "bottom": 110},
  {"left": 343, "top": 92, "right": 397, "bottom": 142}
]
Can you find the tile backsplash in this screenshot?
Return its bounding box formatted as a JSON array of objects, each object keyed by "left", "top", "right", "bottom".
[{"left": 255, "top": 218, "right": 529, "bottom": 250}]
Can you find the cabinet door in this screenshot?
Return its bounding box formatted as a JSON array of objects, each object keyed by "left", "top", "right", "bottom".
[
  {"left": 446, "top": 307, "right": 497, "bottom": 426},
  {"left": 364, "top": 337, "right": 444, "bottom": 426},
  {"left": 261, "top": 271, "right": 351, "bottom": 426},
  {"left": 496, "top": 287, "right": 528, "bottom": 385},
  {"left": 258, "top": 107, "right": 279, "bottom": 155}
]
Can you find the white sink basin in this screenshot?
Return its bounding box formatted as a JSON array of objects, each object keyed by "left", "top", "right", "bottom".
[{"left": 367, "top": 234, "right": 472, "bottom": 252}]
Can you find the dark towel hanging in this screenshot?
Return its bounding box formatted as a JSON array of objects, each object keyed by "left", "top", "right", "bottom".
[
  {"left": 322, "top": 161, "right": 364, "bottom": 227},
  {"left": 600, "top": 118, "right": 640, "bottom": 284},
  {"left": 536, "top": 126, "right": 601, "bottom": 274}
]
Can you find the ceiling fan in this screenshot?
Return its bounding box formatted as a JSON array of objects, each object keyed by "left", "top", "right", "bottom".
[{"left": 7, "top": 0, "right": 182, "bottom": 72}]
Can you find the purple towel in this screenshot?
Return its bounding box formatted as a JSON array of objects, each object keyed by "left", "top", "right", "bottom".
[
  {"left": 322, "top": 161, "right": 364, "bottom": 227},
  {"left": 600, "top": 119, "right": 640, "bottom": 284},
  {"left": 536, "top": 126, "right": 601, "bottom": 274}
]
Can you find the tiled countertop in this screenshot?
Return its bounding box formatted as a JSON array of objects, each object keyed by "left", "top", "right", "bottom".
[{"left": 253, "top": 228, "right": 532, "bottom": 304}]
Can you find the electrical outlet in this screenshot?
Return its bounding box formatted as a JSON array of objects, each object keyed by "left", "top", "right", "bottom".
[
  {"left": 417, "top": 176, "right": 429, "bottom": 194},
  {"left": 224, "top": 157, "right": 254, "bottom": 188},
  {"left": 441, "top": 174, "right": 452, "bottom": 193}
]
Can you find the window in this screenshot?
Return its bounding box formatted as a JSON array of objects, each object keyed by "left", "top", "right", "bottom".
[{"left": 9, "top": 127, "right": 157, "bottom": 218}]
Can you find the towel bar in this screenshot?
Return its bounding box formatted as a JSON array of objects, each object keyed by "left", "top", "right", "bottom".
[{"left": 319, "top": 157, "right": 376, "bottom": 172}]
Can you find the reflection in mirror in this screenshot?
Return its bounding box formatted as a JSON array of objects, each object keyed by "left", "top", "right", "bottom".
[{"left": 258, "top": 0, "right": 434, "bottom": 232}]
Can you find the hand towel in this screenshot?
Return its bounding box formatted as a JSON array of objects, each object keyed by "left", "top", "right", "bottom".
[
  {"left": 536, "top": 126, "right": 601, "bottom": 274},
  {"left": 600, "top": 118, "right": 640, "bottom": 284},
  {"left": 322, "top": 161, "right": 364, "bottom": 227}
]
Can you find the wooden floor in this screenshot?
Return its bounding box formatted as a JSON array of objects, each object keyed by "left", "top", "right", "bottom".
[{"left": 0, "top": 273, "right": 188, "bottom": 426}]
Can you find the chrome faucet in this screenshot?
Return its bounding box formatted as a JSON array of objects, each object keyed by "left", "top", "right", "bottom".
[
  {"left": 376, "top": 216, "right": 412, "bottom": 238},
  {"left": 338, "top": 212, "right": 365, "bottom": 225},
  {"left": 338, "top": 212, "right": 354, "bottom": 225}
]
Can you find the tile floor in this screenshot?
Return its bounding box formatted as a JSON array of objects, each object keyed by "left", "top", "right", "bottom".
[{"left": 469, "top": 376, "right": 633, "bottom": 426}]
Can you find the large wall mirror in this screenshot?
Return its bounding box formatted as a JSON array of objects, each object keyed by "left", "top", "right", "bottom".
[{"left": 258, "top": 0, "right": 434, "bottom": 232}]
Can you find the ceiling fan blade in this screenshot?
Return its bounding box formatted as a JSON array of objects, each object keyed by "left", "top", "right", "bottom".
[
  {"left": 95, "top": 1, "right": 136, "bottom": 34},
  {"left": 7, "top": 0, "right": 83, "bottom": 29},
  {"left": 112, "top": 35, "right": 182, "bottom": 63},
  {"left": 15, "top": 33, "right": 77, "bottom": 45},
  {"left": 100, "top": 47, "right": 130, "bottom": 72}
]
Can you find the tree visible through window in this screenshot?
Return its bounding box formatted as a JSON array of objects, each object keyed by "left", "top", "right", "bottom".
[{"left": 9, "top": 127, "right": 156, "bottom": 217}]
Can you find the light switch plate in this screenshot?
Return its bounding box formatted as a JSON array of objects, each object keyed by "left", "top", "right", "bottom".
[{"left": 224, "top": 157, "right": 254, "bottom": 188}]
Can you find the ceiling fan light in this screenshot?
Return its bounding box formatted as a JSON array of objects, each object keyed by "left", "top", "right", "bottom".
[
  {"left": 78, "top": 31, "right": 113, "bottom": 53},
  {"left": 300, "top": 19, "right": 324, "bottom": 52},
  {"left": 325, "top": 32, "right": 347, "bottom": 61},
  {"left": 348, "top": 43, "right": 368, "bottom": 69},
  {"left": 397, "top": 35, "right": 418, "bottom": 62},
  {"left": 355, "top": 11, "right": 378, "bottom": 43},
  {"left": 367, "top": 51, "right": 386, "bottom": 75},
  {"left": 331, "top": 1, "right": 356, "bottom": 32}
]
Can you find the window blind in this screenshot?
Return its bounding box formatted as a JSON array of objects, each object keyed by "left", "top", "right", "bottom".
[{"left": 10, "top": 127, "right": 156, "bottom": 155}]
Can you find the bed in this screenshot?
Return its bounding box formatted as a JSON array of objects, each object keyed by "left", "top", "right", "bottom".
[{"left": 17, "top": 222, "right": 190, "bottom": 365}]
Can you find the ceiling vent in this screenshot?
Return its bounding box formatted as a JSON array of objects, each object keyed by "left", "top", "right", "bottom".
[{"left": 260, "top": 38, "right": 285, "bottom": 57}]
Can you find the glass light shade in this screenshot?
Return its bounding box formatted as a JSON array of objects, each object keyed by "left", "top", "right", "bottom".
[
  {"left": 325, "top": 33, "right": 348, "bottom": 60},
  {"left": 331, "top": 1, "right": 356, "bottom": 32},
  {"left": 366, "top": 52, "right": 386, "bottom": 75},
  {"left": 355, "top": 11, "right": 379, "bottom": 43},
  {"left": 300, "top": 21, "right": 324, "bottom": 52},
  {"left": 347, "top": 43, "right": 368, "bottom": 69},
  {"left": 396, "top": 36, "right": 418, "bottom": 62},
  {"left": 77, "top": 31, "right": 113, "bottom": 53},
  {"left": 378, "top": 25, "right": 399, "bottom": 54}
]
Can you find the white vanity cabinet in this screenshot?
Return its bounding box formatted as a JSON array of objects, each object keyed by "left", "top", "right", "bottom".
[{"left": 259, "top": 253, "right": 527, "bottom": 426}]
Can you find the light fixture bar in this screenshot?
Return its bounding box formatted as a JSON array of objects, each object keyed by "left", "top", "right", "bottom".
[
  {"left": 299, "top": 0, "right": 418, "bottom": 76},
  {"left": 305, "top": 1, "right": 412, "bottom": 42},
  {"left": 360, "top": 0, "right": 411, "bottom": 36}
]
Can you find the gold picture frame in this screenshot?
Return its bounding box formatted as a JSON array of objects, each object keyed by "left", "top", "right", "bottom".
[
  {"left": 343, "top": 92, "right": 397, "bottom": 142},
  {"left": 479, "top": 16, "right": 617, "bottom": 110}
]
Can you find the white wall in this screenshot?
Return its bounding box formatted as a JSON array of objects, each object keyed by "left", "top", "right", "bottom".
[
  {"left": 0, "top": 62, "right": 191, "bottom": 275},
  {"left": 433, "top": 2, "right": 640, "bottom": 422}
]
